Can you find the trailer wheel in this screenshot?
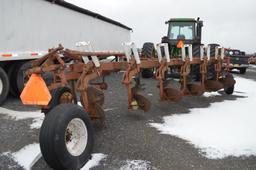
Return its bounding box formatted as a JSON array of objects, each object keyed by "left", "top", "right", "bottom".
[
  {"left": 141, "top": 42, "right": 155, "bottom": 78},
  {"left": 7, "top": 63, "right": 18, "bottom": 96},
  {"left": 16, "top": 61, "right": 32, "bottom": 94},
  {"left": 0, "top": 67, "right": 9, "bottom": 105},
  {"left": 42, "top": 87, "right": 74, "bottom": 114},
  {"left": 40, "top": 104, "right": 93, "bottom": 170}
]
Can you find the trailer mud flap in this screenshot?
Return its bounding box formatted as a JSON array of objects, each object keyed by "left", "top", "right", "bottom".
[{"left": 20, "top": 74, "right": 51, "bottom": 105}]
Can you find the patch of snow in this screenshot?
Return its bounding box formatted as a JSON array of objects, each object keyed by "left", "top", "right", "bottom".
[
  {"left": 147, "top": 93, "right": 153, "bottom": 96},
  {"left": 30, "top": 117, "right": 44, "bottom": 129},
  {"left": 4, "top": 143, "right": 41, "bottom": 170},
  {"left": 249, "top": 64, "right": 256, "bottom": 68},
  {"left": 150, "top": 77, "right": 256, "bottom": 159},
  {"left": 119, "top": 160, "right": 156, "bottom": 170},
  {"left": 0, "top": 107, "right": 44, "bottom": 129},
  {"left": 80, "top": 153, "right": 107, "bottom": 170},
  {"left": 203, "top": 91, "right": 221, "bottom": 97},
  {"left": 0, "top": 107, "right": 42, "bottom": 120},
  {"left": 3, "top": 143, "right": 106, "bottom": 170}
]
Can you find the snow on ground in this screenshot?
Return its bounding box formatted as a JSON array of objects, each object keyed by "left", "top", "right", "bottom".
[
  {"left": 203, "top": 91, "right": 221, "bottom": 97},
  {"left": 0, "top": 107, "right": 44, "bottom": 129},
  {"left": 150, "top": 77, "right": 256, "bottom": 159},
  {"left": 81, "top": 153, "right": 107, "bottom": 170},
  {"left": 4, "top": 143, "right": 41, "bottom": 170},
  {"left": 249, "top": 64, "right": 256, "bottom": 68},
  {"left": 119, "top": 160, "right": 156, "bottom": 170},
  {"left": 3, "top": 142, "right": 107, "bottom": 170}
]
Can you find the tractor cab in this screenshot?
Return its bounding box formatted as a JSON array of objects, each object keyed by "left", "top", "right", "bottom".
[{"left": 162, "top": 18, "right": 203, "bottom": 47}]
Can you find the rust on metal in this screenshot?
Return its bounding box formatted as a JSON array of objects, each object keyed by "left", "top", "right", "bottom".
[{"left": 21, "top": 44, "right": 236, "bottom": 126}]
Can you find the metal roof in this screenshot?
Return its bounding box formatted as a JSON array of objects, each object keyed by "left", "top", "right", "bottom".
[{"left": 45, "top": 0, "right": 132, "bottom": 31}]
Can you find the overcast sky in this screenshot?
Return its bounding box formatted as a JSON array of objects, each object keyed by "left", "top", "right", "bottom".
[{"left": 66, "top": 0, "right": 256, "bottom": 53}]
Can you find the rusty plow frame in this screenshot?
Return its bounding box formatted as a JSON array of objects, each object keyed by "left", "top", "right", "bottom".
[{"left": 21, "top": 42, "right": 236, "bottom": 125}]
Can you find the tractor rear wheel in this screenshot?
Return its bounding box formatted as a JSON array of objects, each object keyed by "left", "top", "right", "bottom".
[
  {"left": 208, "top": 43, "right": 220, "bottom": 80},
  {"left": 40, "top": 104, "right": 93, "bottom": 170},
  {"left": 141, "top": 42, "right": 155, "bottom": 78}
]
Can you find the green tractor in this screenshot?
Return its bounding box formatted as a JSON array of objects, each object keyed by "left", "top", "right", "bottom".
[{"left": 141, "top": 17, "right": 218, "bottom": 80}]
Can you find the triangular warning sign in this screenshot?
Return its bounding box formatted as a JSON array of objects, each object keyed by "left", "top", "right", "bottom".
[
  {"left": 20, "top": 74, "right": 52, "bottom": 105},
  {"left": 176, "top": 40, "right": 184, "bottom": 48}
]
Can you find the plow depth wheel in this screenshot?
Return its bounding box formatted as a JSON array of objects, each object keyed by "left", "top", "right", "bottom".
[
  {"left": 40, "top": 104, "right": 93, "bottom": 170},
  {"left": 42, "top": 87, "right": 74, "bottom": 114}
]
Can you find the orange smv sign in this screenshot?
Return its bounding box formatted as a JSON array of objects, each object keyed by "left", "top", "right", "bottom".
[
  {"left": 20, "top": 74, "right": 52, "bottom": 105},
  {"left": 176, "top": 40, "right": 184, "bottom": 48}
]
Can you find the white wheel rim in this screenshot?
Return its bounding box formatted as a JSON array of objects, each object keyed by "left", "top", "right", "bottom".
[
  {"left": 0, "top": 78, "right": 3, "bottom": 95},
  {"left": 65, "top": 118, "right": 88, "bottom": 156}
]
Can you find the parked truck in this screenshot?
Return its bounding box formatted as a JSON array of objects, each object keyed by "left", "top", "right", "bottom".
[
  {"left": 0, "top": 0, "right": 132, "bottom": 105},
  {"left": 225, "top": 49, "right": 249, "bottom": 74}
]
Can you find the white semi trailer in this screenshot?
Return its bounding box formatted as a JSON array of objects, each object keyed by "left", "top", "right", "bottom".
[{"left": 0, "top": 0, "right": 132, "bottom": 105}]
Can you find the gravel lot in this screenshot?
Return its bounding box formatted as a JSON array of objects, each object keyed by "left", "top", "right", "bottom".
[{"left": 1, "top": 67, "right": 256, "bottom": 170}]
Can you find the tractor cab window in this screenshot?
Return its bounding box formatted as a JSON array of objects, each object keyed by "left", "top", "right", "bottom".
[{"left": 168, "top": 22, "right": 195, "bottom": 40}]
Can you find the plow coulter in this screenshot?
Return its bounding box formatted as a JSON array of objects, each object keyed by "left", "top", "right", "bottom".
[{"left": 20, "top": 42, "right": 235, "bottom": 170}]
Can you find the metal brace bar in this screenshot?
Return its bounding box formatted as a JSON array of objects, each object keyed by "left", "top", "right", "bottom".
[{"left": 156, "top": 43, "right": 170, "bottom": 63}]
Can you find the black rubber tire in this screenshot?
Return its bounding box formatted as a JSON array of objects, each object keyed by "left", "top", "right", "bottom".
[
  {"left": 224, "top": 73, "right": 235, "bottom": 95},
  {"left": 16, "top": 61, "right": 32, "bottom": 94},
  {"left": 42, "top": 87, "right": 74, "bottom": 114},
  {"left": 189, "top": 45, "right": 201, "bottom": 81},
  {"left": 141, "top": 42, "right": 155, "bottom": 78},
  {"left": 208, "top": 43, "right": 220, "bottom": 57},
  {"left": 207, "top": 43, "right": 220, "bottom": 80},
  {"left": 225, "top": 85, "right": 234, "bottom": 95},
  {"left": 239, "top": 68, "right": 246, "bottom": 74},
  {"left": 0, "top": 67, "right": 10, "bottom": 105},
  {"left": 40, "top": 104, "right": 93, "bottom": 170},
  {"left": 7, "top": 63, "right": 18, "bottom": 96}
]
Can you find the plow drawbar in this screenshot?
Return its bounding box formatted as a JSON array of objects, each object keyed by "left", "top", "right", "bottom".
[{"left": 20, "top": 42, "right": 235, "bottom": 170}]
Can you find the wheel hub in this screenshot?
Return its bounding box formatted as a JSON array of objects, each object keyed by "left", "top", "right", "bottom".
[
  {"left": 59, "top": 92, "right": 74, "bottom": 104},
  {"left": 65, "top": 118, "right": 88, "bottom": 156}
]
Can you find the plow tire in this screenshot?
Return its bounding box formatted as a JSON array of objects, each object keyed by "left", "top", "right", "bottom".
[
  {"left": 224, "top": 73, "right": 235, "bottom": 95},
  {"left": 40, "top": 104, "right": 93, "bottom": 170},
  {"left": 0, "top": 67, "right": 9, "bottom": 105},
  {"left": 42, "top": 87, "right": 74, "bottom": 114},
  {"left": 141, "top": 42, "right": 155, "bottom": 78},
  {"left": 224, "top": 85, "right": 234, "bottom": 95}
]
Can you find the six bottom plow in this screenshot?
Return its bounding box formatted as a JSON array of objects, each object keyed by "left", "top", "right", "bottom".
[
  {"left": 21, "top": 42, "right": 236, "bottom": 125},
  {"left": 19, "top": 42, "right": 236, "bottom": 170}
]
